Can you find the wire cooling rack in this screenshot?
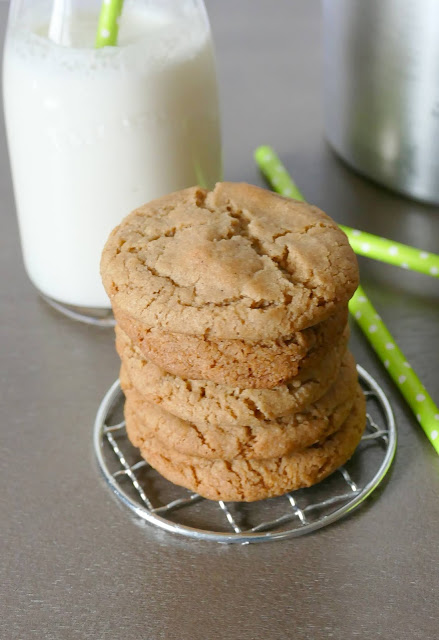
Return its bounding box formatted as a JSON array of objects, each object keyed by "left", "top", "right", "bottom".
[{"left": 94, "top": 365, "right": 396, "bottom": 544}]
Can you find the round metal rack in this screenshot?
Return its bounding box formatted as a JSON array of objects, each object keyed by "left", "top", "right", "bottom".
[{"left": 94, "top": 365, "right": 396, "bottom": 544}]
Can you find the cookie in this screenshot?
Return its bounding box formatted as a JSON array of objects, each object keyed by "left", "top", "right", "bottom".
[
  {"left": 125, "top": 388, "right": 366, "bottom": 501},
  {"left": 117, "top": 326, "right": 351, "bottom": 426},
  {"left": 114, "top": 305, "right": 348, "bottom": 388},
  {"left": 121, "top": 354, "right": 358, "bottom": 459},
  {"left": 101, "top": 182, "right": 358, "bottom": 340}
]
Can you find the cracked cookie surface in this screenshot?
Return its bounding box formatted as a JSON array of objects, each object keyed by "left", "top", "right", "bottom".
[
  {"left": 125, "top": 388, "right": 366, "bottom": 501},
  {"left": 101, "top": 182, "right": 359, "bottom": 340},
  {"left": 114, "top": 305, "right": 348, "bottom": 388},
  {"left": 117, "top": 326, "right": 351, "bottom": 426}
]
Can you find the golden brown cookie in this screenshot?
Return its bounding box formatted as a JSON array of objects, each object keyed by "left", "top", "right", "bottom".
[
  {"left": 114, "top": 305, "right": 348, "bottom": 388},
  {"left": 101, "top": 182, "right": 358, "bottom": 340},
  {"left": 122, "top": 355, "right": 358, "bottom": 460},
  {"left": 125, "top": 388, "right": 366, "bottom": 502},
  {"left": 117, "top": 326, "right": 351, "bottom": 426}
]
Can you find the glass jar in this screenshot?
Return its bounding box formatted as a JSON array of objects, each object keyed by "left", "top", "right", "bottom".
[{"left": 3, "top": 0, "right": 222, "bottom": 321}]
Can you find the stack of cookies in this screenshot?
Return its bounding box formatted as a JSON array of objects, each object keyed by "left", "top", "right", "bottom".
[{"left": 101, "top": 182, "right": 366, "bottom": 502}]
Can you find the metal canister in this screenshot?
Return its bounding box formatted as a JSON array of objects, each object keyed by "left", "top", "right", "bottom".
[{"left": 323, "top": 0, "right": 439, "bottom": 204}]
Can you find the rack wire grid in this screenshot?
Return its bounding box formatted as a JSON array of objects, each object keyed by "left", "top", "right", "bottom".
[{"left": 94, "top": 365, "right": 396, "bottom": 544}]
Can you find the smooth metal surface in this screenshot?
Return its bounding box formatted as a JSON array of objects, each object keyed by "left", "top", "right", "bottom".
[
  {"left": 94, "top": 368, "right": 396, "bottom": 544},
  {"left": 1, "top": 1, "right": 439, "bottom": 638},
  {"left": 323, "top": 0, "right": 439, "bottom": 204}
]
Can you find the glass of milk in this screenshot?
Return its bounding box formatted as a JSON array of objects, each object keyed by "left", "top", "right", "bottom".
[{"left": 3, "top": 0, "right": 222, "bottom": 323}]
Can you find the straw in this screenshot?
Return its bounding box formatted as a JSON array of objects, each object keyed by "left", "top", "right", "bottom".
[
  {"left": 254, "top": 146, "right": 439, "bottom": 278},
  {"left": 96, "top": 0, "right": 124, "bottom": 48},
  {"left": 350, "top": 286, "right": 439, "bottom": 453},
  {"left": 254, "top": 145, "right": 439, "bottom": 454}
]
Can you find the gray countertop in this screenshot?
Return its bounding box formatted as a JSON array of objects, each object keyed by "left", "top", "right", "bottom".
[{"left": 1, "top": 1, "right": 439, "bottom": 638}]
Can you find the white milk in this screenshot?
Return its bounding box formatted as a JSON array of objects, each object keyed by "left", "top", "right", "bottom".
[{"left": 3, "top": 4, "right": 222, "bottom": 307}]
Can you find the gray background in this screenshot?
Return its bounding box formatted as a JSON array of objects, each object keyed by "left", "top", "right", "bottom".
[{"left": 2, "top": 1, "right": 439, "bottom": 638}]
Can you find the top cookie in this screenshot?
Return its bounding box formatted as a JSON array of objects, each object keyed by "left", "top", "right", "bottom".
[{"left": 101, "top": 182, "right": 359, "bottom": 340}]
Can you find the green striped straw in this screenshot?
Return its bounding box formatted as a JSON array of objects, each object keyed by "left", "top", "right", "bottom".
[
  {"left": 255, "top": 146, "right": 439, "bottom": 278},
  {"left": 96, "top": 0, "right": 124, "bottom": 48},
  {"left": 254, "top": 145, "right": 439, "bottom": 454}
]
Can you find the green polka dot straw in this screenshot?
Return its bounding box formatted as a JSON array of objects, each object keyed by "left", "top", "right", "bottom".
[
  {"left": 96, "top": 0, "right": 124, "bottom": 48},
  {"left": 254, "top": 145, "right": 439, "bottom": 454},
  {"left": 351, "top": 286, "right": 439, "bottom": 453}
]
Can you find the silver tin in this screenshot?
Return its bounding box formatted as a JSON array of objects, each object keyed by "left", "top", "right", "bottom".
[{"left": 323, "top": 0, "right": 439, "bottom": 204}]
